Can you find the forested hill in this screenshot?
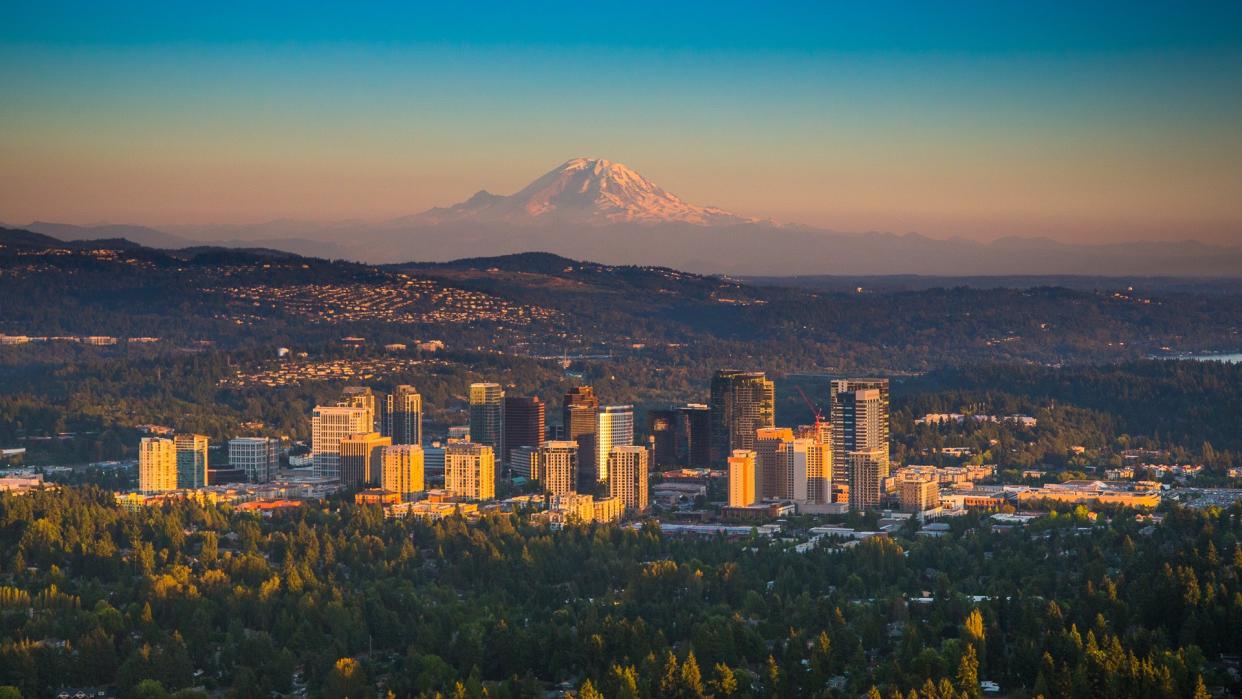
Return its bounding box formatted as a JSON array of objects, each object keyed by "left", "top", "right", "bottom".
[{"left": 3, "top": 228, "right": 1242, "bottom": 370}]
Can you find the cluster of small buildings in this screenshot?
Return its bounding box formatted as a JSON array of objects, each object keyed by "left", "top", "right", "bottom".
[
  {"left": 219, "top": 356, "right": 441, "bottom": 388},
  {"left": 0, "top": 334, "right": 159, "bottom": 346},
  {"left": 0, "top": 472, "right": 54, "bottom": 495},
  {"left": 205, "top": 277, "right": 556, "bottom": 327},
  {"left": 915, "top": 413, "right": 1037, "bottom": 428}
]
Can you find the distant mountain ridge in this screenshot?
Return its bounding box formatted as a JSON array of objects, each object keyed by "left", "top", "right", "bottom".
[{"left": 9, "top": 157, "right": 1242, "bottom": 276}]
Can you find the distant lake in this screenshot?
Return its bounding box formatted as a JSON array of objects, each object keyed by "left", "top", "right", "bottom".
[{"left": 1172, "top": 353, "right": 1242, "bottom": 363}]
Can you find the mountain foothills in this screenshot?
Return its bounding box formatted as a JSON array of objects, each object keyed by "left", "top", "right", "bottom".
[
  {"left": 3, "top": 227, "right": 1241, "bottom": 371},
  {"left": 12, "top": 158, "right": 1242, "bottom": 276}
]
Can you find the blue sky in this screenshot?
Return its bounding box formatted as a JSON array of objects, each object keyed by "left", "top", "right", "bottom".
[{"left": 2, "top": 2, "right": 1240, "bottom": 243}]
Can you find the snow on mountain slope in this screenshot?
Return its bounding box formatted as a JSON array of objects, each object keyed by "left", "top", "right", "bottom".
[{"left": 408, "top": 158, "right": 759, "bottom": 226}]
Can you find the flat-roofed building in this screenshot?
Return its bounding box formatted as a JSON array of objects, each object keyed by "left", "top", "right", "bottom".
[
  {"left": 727, "top": 449, "right": 757, "bottom": 507},
  {"left": 848, "top": 448, "right": 889, "bottom": 511},
  {"left": 380, "top": 444, "right": 424, "bottom": 499},
  {"left": 174, "top": 433, "right": 209, "bottom": 489},
  {"left": 504, "top": 396, "right": 545, "bottom": 470},
  {"left": 444, "top": 442, "right": 496, "bottom": 501},
  {"left": 899, "top": 476, "right": 940, "bottom": 513},
  {"left": 608, "top": 445, "right": 649, "bottom": 513},
  {"left": 594, "top": 405, "right": 634, "bottom": 483},
  {"left": 139, "top": 437, "right": 177, "bottom": 493},
  {"left": 229, "top": 436, "right": 278, "bottom": 484},
  {"left": 535, "top": 441, "right": 578, "bottom": 497},
  {"left": 780, "top": 437, "right": 832, "bottom": 505},
  {"left": 339, "top": 432, "right": 392, "bottom": 488},
  {"left": 754, "top": 427, "right": 795, "bottom": 499},
  {"left": 468, "top": 383, "right": 505, "bottom": 454},
  {"left": 831, "top": 379, "right": 889, "bottom": 483},
  {"left": 312, "top": 405, "right": 372, "bottom": 480},
  {"left": 1016, "top": 480, "right": 1161, "bottom": 508}
]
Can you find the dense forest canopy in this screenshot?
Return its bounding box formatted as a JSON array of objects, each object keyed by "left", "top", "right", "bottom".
[{"left": 0, "top": 489, "right": 1237, "bottom": 698}]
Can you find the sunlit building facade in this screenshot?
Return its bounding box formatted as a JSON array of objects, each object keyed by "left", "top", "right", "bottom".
[
  {"left": 709, "top": 370, "right": 775, "bottom": 464},
  {"left": 445, "top": 442, "right": 496, "bottom": 501},
  {"left": 469, "top": 382, "right": 505, "bottom": 454},
  {"left": 536, "top": 441, "right": 579, "bottom": 497},
  {"left": 608, "top": 445, "right": 649, "bottom": 513},
  {"left": 174, "top": 433, "right": 209, "bottom": 489},
  {"left": 594, "top": 405, "right": 634, "bottom": 482},
  {"left": 312, "top": 405, "right": 373, "bottom": 480},
  {"left": 228, "top": 436, "right": 278, "bottom": 484},
  {"left": 380, "top": 444, "right": 425, "bottom": 499},
  {"left": 385, "top": 385, "right": 422, "bottom": 446},
  {"left": 139, "top": 437, "right": 177, "bottom": 493},
  {"left": 830, "top": 379, "right": 890, "bottom": 483},
  {"left": 339, "top": 432, "right": 392, "bottom": 488}
]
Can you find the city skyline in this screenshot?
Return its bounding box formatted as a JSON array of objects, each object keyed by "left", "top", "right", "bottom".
[{"left": 2, "top": 3, "right": 1241, "bottom": 246}]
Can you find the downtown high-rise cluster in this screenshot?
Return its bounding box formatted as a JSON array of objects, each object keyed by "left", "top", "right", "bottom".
[{"left": 138, "top": 370, "right": 890, "bottom": 516}]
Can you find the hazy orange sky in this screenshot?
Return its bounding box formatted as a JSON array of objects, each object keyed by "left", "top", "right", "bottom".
[{"left": 2, "top": 2, "right": 1241, "bottom": 245}]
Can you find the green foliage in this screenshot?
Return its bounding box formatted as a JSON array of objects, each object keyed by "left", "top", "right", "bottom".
[{"left": 0, "top": 467, "right": 1240, "bottom": 696}]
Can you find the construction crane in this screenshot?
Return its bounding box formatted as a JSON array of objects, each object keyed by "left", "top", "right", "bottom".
[{"left": 796, "top": 386, "right": 828, "bottom": 443}]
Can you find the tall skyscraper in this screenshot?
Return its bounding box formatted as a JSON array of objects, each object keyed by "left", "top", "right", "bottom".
[
  {"left": 229, "top": 436, "right": 278, "bottom": 484},
  {"left": 535, "top": 441, "right": 578, "bottom": 497},
  {"left": 380, "top": 444, "right": 424, "bottom": 499},
  {"left": 385, "top": 385, "right": 422, "bottom": 446},
  {"left": 848, "top": 448, "right": 889, "bottom": 512},
  {"left": 647, "top": 409, "right": 678, "bottom": 467},
  {"left": 728, "top": 449, "right": 757, "bottom": 507},
  {"left": 312, "top": 405, "right": 373, "bottom": 480},
  {"left": 594, "top": 405, "right": 634, "bottom": 482},
  {"left": 830, "top": 379, "right": 890, "bottom": 483},
  {"left": 779, "top": 437, "right": 832, "bottom": 504},
  {"left": 444, "top": 442, "right": 495, "bottom": 500},
  {"left": 469, "top": 382, "right": 505, "bottom": 454},
  {"left": 709, "top": 370, "right": 775, "bottom": 464},
  {"left": 563, "top": 386, "right": 599, "bottom": 477},
  {"left": 607, "top": 445, "right": 650, "bottom": 513},
  {"left": 677, "top": 404, "right": 712, "bottom": 468},
  {"left": 647, "top": 403, "right": 711, "bottom": 469},
  {"left": 503, "top": 396, "right": 545, "bottom": 468},
  {"left": 754, "top": 427, "right": 795, "bottom": 500},
  {"left": 339, "top": 432, "right": 392, "bottom": 488},
  {"left": 139, "top": 437, "right": 177, "bottom": 493},
  {"left": 338, "top": 386, "right": 382, "bottom": 433},
  {"left": 174, "top": 433, "right": 209, "bottom": 489}
]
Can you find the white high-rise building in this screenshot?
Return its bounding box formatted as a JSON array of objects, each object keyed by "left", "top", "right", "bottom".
[
  {"left": 229, "top": 437, "right": 279, "bottom": 483},
  {"left": 594, "top": 405, "right": 634, "bottom": 482},
  {"left": 312, "top": 405, "right": 372, "bottom": 480}
]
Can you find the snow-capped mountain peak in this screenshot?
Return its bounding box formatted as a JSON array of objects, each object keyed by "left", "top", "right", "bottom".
[{"left": 412, "top": 158, "right": 757, "bottom": 226}]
